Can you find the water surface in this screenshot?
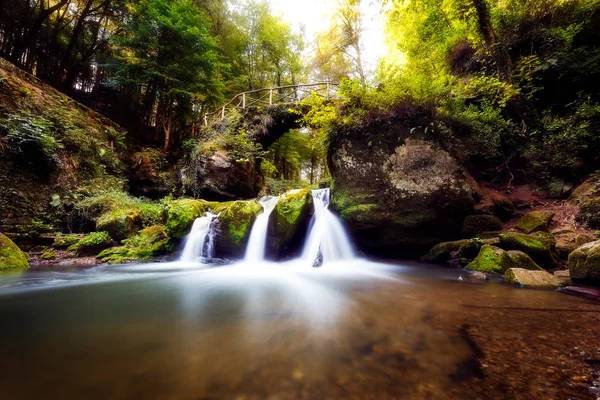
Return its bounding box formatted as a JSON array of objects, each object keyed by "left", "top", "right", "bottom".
[{"left": 0, "top": 260, "right": 599, "bottom": 399}]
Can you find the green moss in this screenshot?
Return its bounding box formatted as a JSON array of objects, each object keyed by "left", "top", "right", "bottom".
[
  {"left": 218, "top": 200, "right": 262, "bottom": 245},
  {"left": 165, "top": 199, "right": 210, "bottom": 240},
  {"left": 96, "top": 208, "right": 142, "bottom": 241},
  {"left": 466, "top": 245, "right": 515, "bottom": 274},
  {"left": 568, "top": 240, "right": 600, "bottom": 282},
  {"left": 53, "top": 234, "right": 80, "bottom": 248},
  {"left": 268, "top": 189, "right": 313, "bottom": 254},
  {"left": 462, "top": 215, "right": 503, "bottom": 236},
  {"left": 421, "top": 240, "right": 468, "bottom": 263},
  {"left": 40, "top": 251, "right": 57, "bottom": 260},
  {"left": 515, "top": 211, "right": 555, "bottom": 234},
  {"left": 69, "top": 231, "right": 112, "bottom": 256},
  {"left": 0, "top": 233, "right": 29, "bottom": 270},
  {"left": 98, "top": 225, "right": 169, "bottom": 264},
  {"left": 499, "top": 232, "right": 559, "bottom": 269}
]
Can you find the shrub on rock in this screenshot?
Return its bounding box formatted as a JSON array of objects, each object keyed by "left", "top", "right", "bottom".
[
  {"left": 98, "top": 225, "right": 169, "bottom": 264},
  {"left": 0, "top": 232, "right": 29, "bottom": 270},
  {"left": 515, "top": 211, "right": 555, "bottom": 234},
  {"left": 96, "top": 209, "right": 142, "bottom": 241}
]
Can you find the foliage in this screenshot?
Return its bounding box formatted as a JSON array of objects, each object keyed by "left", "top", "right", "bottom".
[{"left": 97, "top": 225, "right": 169, "bottom": 264}]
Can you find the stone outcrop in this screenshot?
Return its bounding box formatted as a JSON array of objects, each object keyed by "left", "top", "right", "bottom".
[
  {"left": 0, "top": 232, "right": 29, "bottom": 270},
  {"left": 267, "top": 189, "right": 313, "bottom": 258},
  {"left": 568, "top": 240, "right": 600, "bottom": 284}
]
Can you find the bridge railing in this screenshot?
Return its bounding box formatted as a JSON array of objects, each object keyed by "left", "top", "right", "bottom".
[{"left": 202, "top": 82, "right": 339, "bottom": 126}]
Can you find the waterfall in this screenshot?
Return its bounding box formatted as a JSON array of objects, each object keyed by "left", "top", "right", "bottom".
[
  {"left": 302, "top": 188, "right": 354, "bottom": 266},
  {"left": 244, "top": 196, "right": 280, "bottom": 262},
  {"left": 179, "top": 212, "right": 218, "bottom": 262}
]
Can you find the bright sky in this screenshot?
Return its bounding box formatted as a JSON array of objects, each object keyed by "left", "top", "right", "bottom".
[{"left": 269, "top": 0, "right": 387, "bottom": 78}]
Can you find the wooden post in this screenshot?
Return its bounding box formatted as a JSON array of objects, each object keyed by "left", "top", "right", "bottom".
[
  {"left": 269, "top": 89, "right": 273, "bottom": 105},
  {"left": 221, "top": 106, "right": 225, "bottom": 119},
  {"left": 204, "top": 115, "right": 207, "bottom": 126},
  {"left": 242, "top": 93, "right": 246, "bottom": 109}
]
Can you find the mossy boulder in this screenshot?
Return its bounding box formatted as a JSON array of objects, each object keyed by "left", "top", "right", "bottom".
[
  {"left": 498, "top": 232, "right": 559, "bottom": 269},
  {"left": 96, "top": 209, "right": 142, "bottom": 241},
  {"left": 330, "top": 126, "right": 479, "bottom": 256},
  {"left": 69, "top": 231, "right": 113, "bottom": 256},
  {"left": 165, "top": 199, "right": 211, "bottom": 240},
  {"left": 515, "top": 211, "right": 555, "bottom": 234},
  {"left": 40, "top": 251, "right": 57, "bottom": 260},
  {"left": 568, "top": 240, "right": 600, "bottom": 284},
  {"left": 98, "top": 225, "right": 169, "bottom": 264},
  {"left": 466, "top": 245, "right": 516, "bottom": 274},
  {"left": 267, "top": 189, "right": 313, "bottom": 257},
  {"left": 422, "top": 240, "right": 468, "bottom": 264},
  {"left": 507, "top": 250, "right": 543, "bottom": 271},
  {"left": 0, "top": 232, "right": 29, "bottom": 270},
  {"left": 52, "top": 234, "right": 81, "bottom": 249},
  {"left": 504, "top": 268, "right": 566, "bottom": 288},
  {"left": 578, "top": 198, "right": 600, "bottom": 228},
  {"left": 462, "top": 215, "right": 503, "bottom": 237},
  {"left": 215, "top": 200, "right": 262, "bottom": 257}
]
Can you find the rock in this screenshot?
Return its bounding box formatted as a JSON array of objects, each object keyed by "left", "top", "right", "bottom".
[
  {"left": 422, "top": 240, "right": 469, "bottom": 264},
  {"left": 462, "top": 215, "right": 503, "bottom": 237},
  {"left": 96, "top": 209, "right": 142, "bottom": 241},
  {"left": 165, "top": 199, "right": 211, "bottom": 240},
  {"left": 0, "top": 232, "right": 29, "bottom": 270},
  {"left": 554, "top": 230, "right": 595, "bottom": 258},
  {"left": 507, "top": 250, "right": 543, "bottom": 271},
  {"left": 465, "top": 271, "right": 488, "bottom": 281},
  {"left": 568, "top": 240, "right": 600, "bottom": 284},
  {"left": 330, "top": 120, "right": 479, "bottom": 255},
  {"left": 40, "top": 251, "right": 57, "bottom": 260},
  {"left": 214, "top": 200, "right": 263, "bottom": 257},
  {"left": 98, "top": 225, "right": 169, "bottom": 264},
  {"left": 498, "top": 232, "right": 559, "bottom": 269},
  {"left": 504, "top": 268, "right": 566, "bottom": 288},
  {"left": 68, "top": 232, "right": 113, "bottom": 257},
  {"left": 466, "top": 245, "right": 516, "bottom": 274},
  {"left": 474, "top": 188, "right": 514, "bottom": 220},
  {"left": 53, "top": 234, "right": 82, "bottom": 249},
  {"left": 557, "top": 286, "right": 600, "bottom": 301},
  {"left": 267, "top": 189, "right": 313, "bottom": 258},
  {"left": 553, "top": 270, "right": 572, "bottom": 284},
  {"left": 128, "top": 148, "right": 177, "bottom": 198},
  {"left": 515, "top": 210, "right": 555, "bottom": 234}
]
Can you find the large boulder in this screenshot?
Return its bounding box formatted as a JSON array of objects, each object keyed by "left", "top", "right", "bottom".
[
  {"left": 504, "top": 268, "right": 566, "bottom": 288},
  {"left": 329, "top": 118, "right": 479, "bottom": 256},
  {"left": 498, "top": 232, "right": 559, "bottom": 269},
  {"left": 515, "top": 211, "right": 555, "bottom": 234},
  {"left": 568, "top": 240, "right": 600, "bottom": 284},
  {"left": 422, "top": 240, "right": 469, "bottom": 264},
  {"left": 506, "top": 251, "right": 543, "bottom": 271},
  {"left": 214, "top": 200, "right": 262, "bottom": 257},
  {"left": 96, "top": 209, "right": 142, "bottom": 241},
  {"left": 267, "top": 189, "right": 313, "bottom": 258},
  {"left": 0, "top": 232, "right": 29, "bottom": 270},
  {"left": 165, "top": 199, "right": 211, "bottom": 240}
]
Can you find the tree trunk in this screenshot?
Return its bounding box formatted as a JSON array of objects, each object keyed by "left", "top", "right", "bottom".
[{"left": 472, "top": 0, "right": 512, "bottom": 81}]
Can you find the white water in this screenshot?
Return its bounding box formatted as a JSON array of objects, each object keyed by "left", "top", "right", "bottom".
[
  {"left": 244, "top": 196, "right": 280, "bottom": 262},
  {"left": 302, "top": 188, "right": 355, "bottom": 266},
  {"left": 179, "top": 212, "right": 218, "bottom": 262}
]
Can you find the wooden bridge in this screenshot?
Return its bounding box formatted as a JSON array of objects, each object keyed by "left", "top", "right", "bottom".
[{"left": 203, "top": 82, "right": 339, "bottom": 125}]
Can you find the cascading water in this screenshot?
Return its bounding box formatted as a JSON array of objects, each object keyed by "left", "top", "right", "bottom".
[
  {"left": 244, "top": 196, "right": 280, "bottom": 262},
  {"left": 302, "top": 188, "right": 354, "bottom": 266},
  {"left": 179, "top": 212, "right": 218, "bottom": 262}
]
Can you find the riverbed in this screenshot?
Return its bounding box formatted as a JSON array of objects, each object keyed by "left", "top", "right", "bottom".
[{"left": 0, "top": 260, "right": 598, "bottom": 399}]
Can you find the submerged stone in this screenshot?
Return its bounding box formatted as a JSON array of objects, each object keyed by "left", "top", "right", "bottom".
[
  {"left": 465, "top": 245, "right": 516, "bottom": 274},
  {"left": 498, "top": 232, "right": 559, "bottom": 269},
  {"left": 568, "top": 240, "right": 600, "bottom": 284},
  {"left": 515, "top": 211, "right": 555, "bottom": 234},
  {"left": 504, "top": 268, "right": 566, "bottom": 288},
  {"left": 0, "top": 232, "right": 29, "bottom": 270}
]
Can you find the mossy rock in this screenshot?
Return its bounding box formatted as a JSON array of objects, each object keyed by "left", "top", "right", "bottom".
[
  {"left": 506, "top": 250, "right": 543, "bottom": 271},
  {"left": 465, "top": 245, "right": 516, "bottom": 274},
  {"left": 498, "top": 232, "right": 559, "bottom": 269},
  {"left": 462, "top": 215, "right": 503, "bottom": 237},
  {"left": 40, "top": 251, "right": 57, "bottom": 260},
  {"left": 515, "top": 211, "right": 555, "bottom": 234},
  {"left": 53, "top": 234, "right": 81, "bottom": 249},
  {"left": 267, "top": 189, "right": 313, "bottom": 256},
  {"left": 504, "top": 268, "right": 566, "bottom": 288},
  {"left": 165, "top": 199, "right": 211, "bottom": 240},
  {"left": 421, "top": 240, "right": 468, "bottom": 264},
  {"left": 98, "top": 225, "right": 169, "bottom": 264},
  {"left": 568, "top": 240, "right": 600, "bottom": 284},
  {"left": 96, "top": 209, "right": 142, "bottom": 241},
  {"left": 69, "top": 231, "right": 113, "bottom": 257},
  {"left": 578, "top": 198, "right": 600, "bottom": 228},
  {"left": 0, "top": 232, "right": 29, "bottom": 270},
  {"left": 215, "top": 200, "right": 262, "bottom": 257}
]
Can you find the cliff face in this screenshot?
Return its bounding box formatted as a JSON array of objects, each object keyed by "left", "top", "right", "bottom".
[
  {"left": 329, "top": 113, "right": 480, "bottom": 256},
  {"left": 0, "top": 57, "right": 128, "bottom": 242}
]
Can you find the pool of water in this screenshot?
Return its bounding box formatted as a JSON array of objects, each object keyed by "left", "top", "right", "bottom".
[{"left": 0, "top": 260, "right": 599, "bottom": 399}]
